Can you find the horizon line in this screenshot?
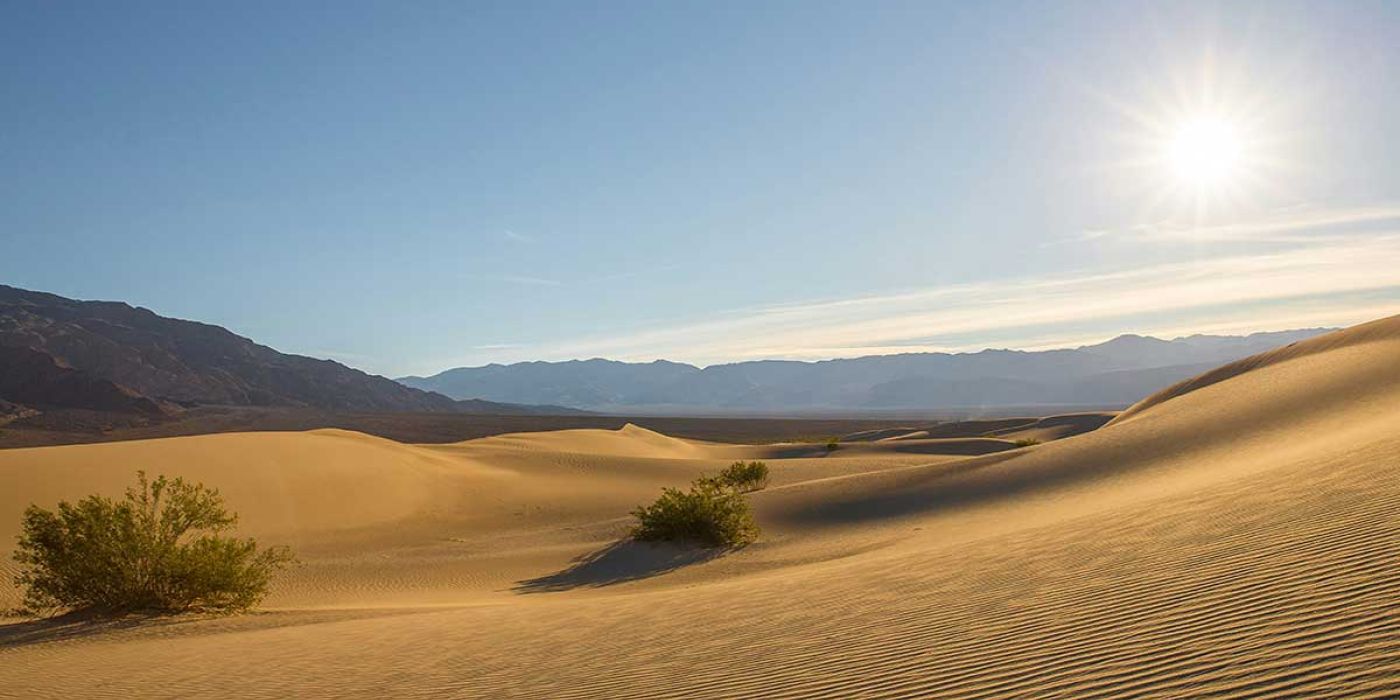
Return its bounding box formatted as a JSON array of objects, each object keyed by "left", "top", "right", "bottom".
[{"left": 394, "top": 322, "right": 1342, "bottom": 378}]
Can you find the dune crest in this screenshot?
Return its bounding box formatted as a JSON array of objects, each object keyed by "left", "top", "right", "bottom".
[{"left": 1112, "top": 313, "right": 1400, "bottom": 423}]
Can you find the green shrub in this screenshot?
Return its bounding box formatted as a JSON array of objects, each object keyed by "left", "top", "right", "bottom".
[
  {"left": 703, "top": 461, "right": 770, "bottom": 493},
  {"left": 12, "top": 471, "right": 294, "bottom": 616},
  {"left": 825, "top": 438, "right": 840, "bottom": 451},
  {"left": 1013, "top": 438, "right": 1041, "bottom": 447},
  {"left": 631, "top": 479, "right": 759, "bottom": 548}
]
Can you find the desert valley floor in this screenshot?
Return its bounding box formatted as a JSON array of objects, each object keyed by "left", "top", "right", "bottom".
[{"left": 1, "top": 317, "right": 1398, "bottom": 698}]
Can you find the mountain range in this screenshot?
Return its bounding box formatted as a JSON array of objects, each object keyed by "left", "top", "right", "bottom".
[
  {"left": 398, "top": 329, "right": 1332, "bottom": 414},
  {"left": 0, "top": 285, "right": 582, "bottom": 419},
  {"left": 0, "top": 284, "right": 1335, "bottom": 419}
]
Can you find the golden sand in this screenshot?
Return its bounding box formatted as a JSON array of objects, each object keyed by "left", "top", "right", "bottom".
[{"left": 2, "top": 316, "right": 1397, "bottom": 698}]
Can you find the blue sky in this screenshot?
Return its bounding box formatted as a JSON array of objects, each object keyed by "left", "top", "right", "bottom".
[{"left": 4, "top": 1, "right": 1399, "bottom": 376}]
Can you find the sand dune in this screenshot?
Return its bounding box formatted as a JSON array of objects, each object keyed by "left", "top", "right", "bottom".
[
  {"left": 2, "top": 317, "right": 1398, "bottom": 698},
  {"left": 0, "top": 424, "right": 940, "bottom": 609},
  {"left": 840, "top": 412, "right": 1114, "bottom": 444}
]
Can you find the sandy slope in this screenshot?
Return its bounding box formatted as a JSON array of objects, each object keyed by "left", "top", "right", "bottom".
[
  {"left": 2, "top": 317, "right": 1399, "bottom": 698},
  {"left": 838, "top": 412, "right": 1115, "bottom": 444},
  {"left": 0, "top": 424, "right": 942, "bottom": 610}
]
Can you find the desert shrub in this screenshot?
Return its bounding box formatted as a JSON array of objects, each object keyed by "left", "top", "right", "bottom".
[
  {"left": 631, "top": 479, "right": 759, "bottom": 548},
  {"left": 825, "top": 438, "right": 840, "bottom": 452},
  {"left": 1013, "top": 438, "right": 1042, "bottom": 447},
  {"left": 12, "top": 471, "right": 294, "bottom": 616},
  {"left": 703, "top": 461, "right": 770, "bottom": 493}
]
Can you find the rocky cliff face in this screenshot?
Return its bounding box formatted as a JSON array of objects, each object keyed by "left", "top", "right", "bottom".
[{"left": 0, "top": 344, "right": 167, "bottom": 416}]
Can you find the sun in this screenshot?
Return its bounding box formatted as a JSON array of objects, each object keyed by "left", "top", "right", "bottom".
[
  {"left": 1086, "top": 52, "right": 1296, "bottom": 221},
  {"left": 1164, "top": 115, "right": 1244, "bottom": 188}
]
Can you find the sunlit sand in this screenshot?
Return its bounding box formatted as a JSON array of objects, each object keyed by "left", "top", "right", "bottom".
[{"left": 2, "top": 316, "right": 1397, "bottom": 698}]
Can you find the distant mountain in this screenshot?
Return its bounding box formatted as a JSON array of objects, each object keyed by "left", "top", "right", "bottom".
[
  {"left": 451, "top": 398, "right": 592, "bottom": 416},
  {"left": 0, "top": 285, "right": 583, "bottom": 417},
  {"left": 400, "top": 329, "right": 1331, "bottom": 413},
  {"left": 0, "top": 344, "right": 166, "bottom": 417},
  {"left": 401, "top": 358, "right": 698, "bottom": 409}
]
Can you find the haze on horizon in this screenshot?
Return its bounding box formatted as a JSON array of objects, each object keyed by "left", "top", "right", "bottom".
[{"left": 4, "top": 1, "right": 1399, "bottom": 377}]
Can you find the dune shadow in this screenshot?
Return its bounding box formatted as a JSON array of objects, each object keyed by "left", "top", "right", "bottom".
[
  {"left": 0, "top": 610, "right": 179, "bottom": 649},
  {"left": 862, "top": 438, "right": 1019, "bottom": 456},
  {"left": 515, "top": 539, "right": 725, "bottom": 593}
]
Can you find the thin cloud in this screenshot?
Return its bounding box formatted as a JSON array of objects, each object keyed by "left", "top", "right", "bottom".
[
  {"left": 1079, "top": 203, "right": 1400, "bottom": 243},
  {"left": 585, "top": 262, "right": 688, "bottom": 284},
  {"left": 469, "top": 223, "right": 1400, "bottom": 367},
  {"left": 461, "top": 272, "right": 563, "bottom": 287}
]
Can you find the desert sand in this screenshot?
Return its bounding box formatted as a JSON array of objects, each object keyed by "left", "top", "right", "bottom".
[{"left": 2, "top": 316, "right": 1398, "bottom": 698}]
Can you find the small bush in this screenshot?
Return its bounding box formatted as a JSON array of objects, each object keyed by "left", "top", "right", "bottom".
[
  {"left": 12, "top": 471, "right": 294, "bottom": 616},
  {"left": 703, "top": 461, "right": 770, "bottom": 493},
  {"left": 631, "top": 479, "right": 759, "bottom": 548},
  {"left": 1013, "top": 438, "right": 1041, "bottom": 447},
  {"left": 825, "top": 438, "right": 840, "bottom": 451}
]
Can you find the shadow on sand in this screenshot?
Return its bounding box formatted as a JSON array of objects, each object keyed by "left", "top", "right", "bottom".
[
  {"left": 0, "top": 610, "right": 184, "bottom": 650},
  {"left": 515, "top": 539, "right": 725, "bottom": 593}
]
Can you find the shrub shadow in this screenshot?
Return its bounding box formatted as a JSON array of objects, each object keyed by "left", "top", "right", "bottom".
[
  {"left": 0, "top": 610, "right": 177, "bottom": 650},
  {"left": 515, "top": 539, "right": 725, "bottom": 593}
]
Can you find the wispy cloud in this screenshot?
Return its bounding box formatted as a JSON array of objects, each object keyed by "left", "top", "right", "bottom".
[
  {"left": 461, "top": 272, "right": 563, "bottom": 287},
  {"left": 1079, "top": 204, "right": 1400, "bottom": 243},
  {"left": 457, "top": 205, "right": 1400, "bottom": 367},
  {"left": 502, "top": 229, "right": 535, "bottom": 244},
  {"left": 585, "top": 262, "right": 687, "bottom": 284}
]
